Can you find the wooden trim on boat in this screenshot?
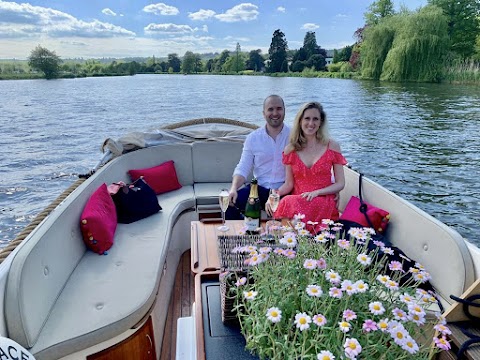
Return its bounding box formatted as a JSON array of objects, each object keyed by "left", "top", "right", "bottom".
[{"left": 162, "top": 118, "right": 258, "bottom": 130}]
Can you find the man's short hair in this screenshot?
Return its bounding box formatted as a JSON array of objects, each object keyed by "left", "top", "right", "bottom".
[{"left": 263, "top": 94, "right": 285, "bottom": 109}]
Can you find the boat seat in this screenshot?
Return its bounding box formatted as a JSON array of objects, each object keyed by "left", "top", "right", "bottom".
[{"left": 8, "top": 187, "right": 195, "bottom": 360}]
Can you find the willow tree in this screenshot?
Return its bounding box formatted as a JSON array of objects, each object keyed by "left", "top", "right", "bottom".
[
  {"left": 360, "top": 21, "right": 396, "bottom": 79},
  {"left": 381, "top": 6, "right": 449, "bottom": 82},
  {"left": 361, "top": 6, "right": 449, "bottom": 82}
]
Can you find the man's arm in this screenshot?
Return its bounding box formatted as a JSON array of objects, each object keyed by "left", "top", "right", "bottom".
[
  {"left": 228, "top": 174, "right": 247, "bottom": 204},
  {"left": 229, "top": 136, "right": 254, "bottom": 203}
]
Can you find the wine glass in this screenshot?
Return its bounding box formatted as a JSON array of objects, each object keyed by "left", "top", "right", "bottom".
[
  {"left": 267, "top": 189, "right": 281, "bottom": 231},
  {"left": 218, "top": 189, "right": 230, "bottom": 232}
]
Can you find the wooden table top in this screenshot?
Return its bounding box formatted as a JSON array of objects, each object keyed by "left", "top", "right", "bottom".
[{"left": 191, "top": 220, "right": 249, "bottom": 274}]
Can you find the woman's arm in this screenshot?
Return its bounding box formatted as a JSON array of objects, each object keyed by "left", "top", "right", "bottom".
[{"left": 277, "top": 165, "right": 294, "bottom": 196}]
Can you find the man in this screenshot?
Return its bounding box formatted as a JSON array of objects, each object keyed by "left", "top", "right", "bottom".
[{"left": 226, "top": 94, "right": 291, "bottom": 220}]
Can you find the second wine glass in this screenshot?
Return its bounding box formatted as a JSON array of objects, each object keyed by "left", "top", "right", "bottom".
[
  {"left": 218, "top": 189, "right": 230, "bottom": 232},
  {"left": 268, "top": 189, "right": 281, "bottom": 227}
]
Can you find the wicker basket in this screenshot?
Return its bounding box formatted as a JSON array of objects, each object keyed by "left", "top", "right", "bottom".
[{"left": 217, "top": 234, "right": 285, "bottom": 323}]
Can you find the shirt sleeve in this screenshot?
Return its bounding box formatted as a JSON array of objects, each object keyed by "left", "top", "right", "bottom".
[{"left": 233, "top": 135, "right": 254, "bottom": 179}]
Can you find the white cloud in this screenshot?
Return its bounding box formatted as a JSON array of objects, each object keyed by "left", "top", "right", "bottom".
[
  {"left": 224, "top": 36, "right": 250, "bottom": 42},
  {"left": 201, "top": 25, "right": 208, "bottom": 32},
  {"left": 215, "top": 3, "right": 259, "bottom": 22},
  {"left": 144, "top": 23, "right": 194, "bottom": 35},
  {"left": 301, "top": 23, "right": 319, "bottom": 31},
  {"left": 336, "top": 14, "right": 348, "bottom": 18},
  {"left": 188, "top": 9, "right": 216, "bottom": 21},
  {"left": 277, "top": 6, "right": 286, "bottom": 13},
  {"left": 0, "top": 2, "right": 135, "bottom": 38},
  {"left": 143, "top": 3, "right": 179, "bottom": 16},
  {"left": 102, "top": 8, "right": 116, "bottom": 17}
]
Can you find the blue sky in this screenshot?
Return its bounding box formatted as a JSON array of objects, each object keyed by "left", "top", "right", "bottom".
[{"left": 0, "top": 0, "right": 427, "bottom": 59}]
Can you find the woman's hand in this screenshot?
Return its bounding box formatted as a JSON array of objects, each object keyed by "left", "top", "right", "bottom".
[{"left": 301, "top": 190, "right": 319, "bottom": 201}]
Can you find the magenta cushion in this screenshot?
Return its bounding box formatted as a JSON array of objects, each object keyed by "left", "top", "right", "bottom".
[
  {"left": 80, "top": 184, "right": 117, "bottom": 255},
  {"left": 340, "top": 196, "right": 390, "bottom": 234},
  {"left": 128, "top": 160, "right": 182, "bottom": 195}
]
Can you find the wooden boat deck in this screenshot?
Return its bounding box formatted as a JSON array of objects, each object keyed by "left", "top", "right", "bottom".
[{"left": 160, "top": 250, "right": 195, "bottom": 360}]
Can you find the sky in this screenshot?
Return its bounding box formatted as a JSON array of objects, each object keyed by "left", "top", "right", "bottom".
[{"left": 0, "top": 0, "right": 427, "bottom": 60}]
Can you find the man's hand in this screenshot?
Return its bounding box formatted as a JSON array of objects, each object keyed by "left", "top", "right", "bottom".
[
  {"left": 265, "top": 201, "right": 274, "bottom": 217},
  {"left": 228, "top": 189, "right": 238, "bottom": 205}
]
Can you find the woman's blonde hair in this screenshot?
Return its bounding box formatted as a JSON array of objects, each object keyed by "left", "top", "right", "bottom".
[{"left": 289, "top": 101, "right": 329, "bottom": 151}]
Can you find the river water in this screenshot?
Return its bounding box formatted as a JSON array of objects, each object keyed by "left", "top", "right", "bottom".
[{"left": 0, "top": 74, "right": 479, "bottom": 247}]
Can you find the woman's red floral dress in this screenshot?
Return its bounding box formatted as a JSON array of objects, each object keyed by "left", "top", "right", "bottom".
[{"left": 275, "top": 146, "right": 347, "bottom": 223}]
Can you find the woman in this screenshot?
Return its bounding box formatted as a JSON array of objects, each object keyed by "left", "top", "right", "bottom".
[{"left": 271, "top": 101, "right": 347, "bottom": 225}]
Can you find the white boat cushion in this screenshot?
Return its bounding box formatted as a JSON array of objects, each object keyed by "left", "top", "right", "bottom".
[
  {"left": 192, "top": 141, "right": 244, "bottom": 183},
  {"left": 340, "top": 167, "right": 475, "bottom": 310},
  {"left": 194, "top": 182, "right": 232, "bottom": 205},
  {"left": 30, "top": 187, "right": 195, "bottom": 359}
]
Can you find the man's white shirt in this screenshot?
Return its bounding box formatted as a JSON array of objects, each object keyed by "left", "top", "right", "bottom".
[{"left": 233, "top": 124, "right": 291, "bottom": 189}]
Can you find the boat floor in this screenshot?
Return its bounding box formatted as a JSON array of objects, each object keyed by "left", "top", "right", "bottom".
[{"left": 160, "top": 250, "right": 195, "bottom": 360}]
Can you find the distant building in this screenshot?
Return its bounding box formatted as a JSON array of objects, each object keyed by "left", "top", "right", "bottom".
[{"left": 325, "top": 50, "right": 334, "bottom": 65}]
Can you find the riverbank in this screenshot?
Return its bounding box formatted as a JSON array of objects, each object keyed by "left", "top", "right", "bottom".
[{"left": 2, "top": 68, "right": 479, "bottom": 84}]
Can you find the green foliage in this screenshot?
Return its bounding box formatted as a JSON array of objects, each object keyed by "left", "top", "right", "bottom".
[
  {"left": 340, "top": 62, "right": 354, "bottom": 72},
  {"left": 327, "top": 62, "right": 343, "bottom": 72},
  {"left": 268, "top": 29, "right": 288, "bottom": 73},
  {"left": 381, "top": 6, "right": 449, "bottom": 82},
  {"left": 28, "top": 45, "right": 61, "bottom": 79},
  {"left": 361, "top": 20, "right": 396, "bottom": 79},
  {"left": 182, "top": 51, "right": 202, "bottom": 74},
  {"left": 443, "top": 58, "right": 480, "bottom": 83},
  {"left": 290, "top": 32, "right": 327, "bottom": 72},
  {"left": 246, "top": 49, "right": 265, "bottom": 72},
  {"left": 333, "top": 45, "right": 353, "bottom": 63},
  {"left": 428, "top": 0, "right": 480, "bottom": 59},
  {"left": 231, "top": 223, "right": 446, "bottom": 359},
  {"left": 361, "top": 6, "right": 449, "bottom": 82},
  {"left": 365, "top": 0, "right": 395, "bottom": 25},
  {"left": 167, "top": 53, "right": 181, "bottom": 73}
]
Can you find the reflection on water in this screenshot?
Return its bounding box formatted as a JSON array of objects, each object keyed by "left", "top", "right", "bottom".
[{"left": 0, "top": 75, "right": 479, "bottom": 247}]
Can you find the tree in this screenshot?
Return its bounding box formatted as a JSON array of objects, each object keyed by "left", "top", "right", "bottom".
[
  {"left": 28, "top": 45, "right": 61, "bottom": 79},
  {"left": 233, "top": 43, "right": 243, "bottom": 73},
  {"left": 167, "top": 53, "right": 181, "bottom": 73},
  {"left": 215, "top": 50, "right": 231, "bottom": 72},
  {"left": 306, "top": 54, "right": 326, "bottom": 71},
  {"left": 181, "top": 51, "right": 196, "bottom": 74},
  {"left": 246, "top": 49, "right": 265, "bottom": 71},
  {"left": 365, "top": 0, "right": 395, "bottom": 25},
  {"left": 303, "top": 32, "right": 320, "bottom": 59},
  {"left": 361, "top": 5, "right": 449, "bottom": 82},
  {"left": 267, "top": 29, "right": 288, "bottom": 73},
  {"left": 428, "top": 0, "right": 480, "bottom": 58}
]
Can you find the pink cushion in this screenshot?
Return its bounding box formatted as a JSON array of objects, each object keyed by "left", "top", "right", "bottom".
[
  {"left": 128, "top": 160, "right": 182, "bottom": 194},
  {"left": 340, "top": 196, "right": 390, "bottom": 234},
  {"left": 80, "top": 184, "right": 117, "bottom": 255}
]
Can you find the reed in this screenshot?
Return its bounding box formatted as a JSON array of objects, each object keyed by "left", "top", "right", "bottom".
[{"left": 443, "top": 59, "right": 480, "bottom": 84}]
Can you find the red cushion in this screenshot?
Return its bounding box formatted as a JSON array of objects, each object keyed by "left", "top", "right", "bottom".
[
  {"left": 128, "top": 160, "right": 182, "bottom": 195},
  {"left": 80, "top": 184, "right": 117, "bottom": 255},
  {"left": 340, "top": 196, "right": 390, "bottom": 234}
]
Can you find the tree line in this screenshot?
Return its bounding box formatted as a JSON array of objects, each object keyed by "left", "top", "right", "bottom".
[{"left": 3, "top": 0, "right": 479, "bottom": 83}]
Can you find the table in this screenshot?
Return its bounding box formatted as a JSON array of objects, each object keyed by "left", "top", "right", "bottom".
[
  {"left": 191, "top": 220, "right": 251, "bottom": 274},
  {"left": 191, "top": 221, "right": 258, "bottom": 360}
]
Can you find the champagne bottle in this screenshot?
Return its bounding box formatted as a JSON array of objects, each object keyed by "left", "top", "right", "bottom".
[{"left": 244, "top": 178, "right": 261, "bottom": 233}]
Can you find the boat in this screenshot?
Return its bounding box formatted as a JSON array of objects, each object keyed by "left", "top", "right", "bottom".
[{"left": 0, "top": 118, "right": 478, "bottom": 360}]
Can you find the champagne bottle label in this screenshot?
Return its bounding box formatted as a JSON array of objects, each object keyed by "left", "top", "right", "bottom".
[{"left": 244, "top": 216, "right": 260, "bottom": 232}]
